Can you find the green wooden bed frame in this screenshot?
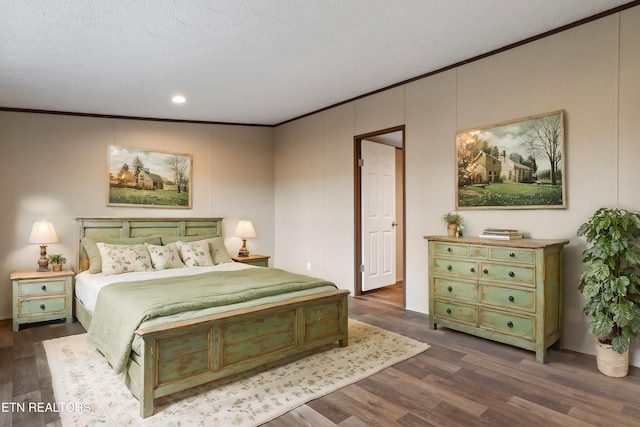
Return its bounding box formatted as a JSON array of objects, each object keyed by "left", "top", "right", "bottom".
[{"left": 75, "top": 217, "right": 349, "bottom": 418}]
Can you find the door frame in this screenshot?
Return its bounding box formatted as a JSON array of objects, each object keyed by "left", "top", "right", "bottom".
[{"left": 354, "top": 125, "right": 406, "bottom": 306}]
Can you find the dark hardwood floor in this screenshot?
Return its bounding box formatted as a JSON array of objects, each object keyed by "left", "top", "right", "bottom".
[{"left": 2, "top": 298, "right": 640, "bottom": 426}]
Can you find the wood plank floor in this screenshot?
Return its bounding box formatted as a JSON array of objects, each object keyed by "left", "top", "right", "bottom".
[
  {"left": 359, "top": 281, "right": 404, "bottom": 308},
  {"left": 2, "top": 297, "right": 640, "bottom": 426}
]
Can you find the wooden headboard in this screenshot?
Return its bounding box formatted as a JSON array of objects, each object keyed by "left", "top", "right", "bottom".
[{"left": 76, "top": 217, "right": 223, "bottom": 272}]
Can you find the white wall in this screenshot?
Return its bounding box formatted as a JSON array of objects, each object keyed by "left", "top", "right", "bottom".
[
  {"left": 0, "top": 112, "right": 274, "bottom": 320},
  {"left": 273, "top": 7, "right": 640, "bottom": 365}
]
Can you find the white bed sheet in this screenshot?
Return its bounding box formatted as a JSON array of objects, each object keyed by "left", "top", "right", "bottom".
[{"left": 75, "top": 262, "right": 255, "bottom": 313}]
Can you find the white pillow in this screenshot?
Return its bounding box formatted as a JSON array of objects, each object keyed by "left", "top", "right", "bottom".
[
  {"left": 176, "top": 240, "right": 214, "bottom": 267},
  {"left": 145, "top": 242, "right": 186, "bottom": 270},
  {"left": 96, "top": 243, "right": 153, "bottom": 275}
]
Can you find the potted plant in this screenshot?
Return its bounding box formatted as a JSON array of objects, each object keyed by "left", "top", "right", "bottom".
[
  {"left": 442, "top": 212, "right": 464, "bottom": 237},
  {"left": 47, "top": 254, "right": 67, "bottom": 272},
  {"left": 577, "top": 207, "right": 640, "bottom": 377}
]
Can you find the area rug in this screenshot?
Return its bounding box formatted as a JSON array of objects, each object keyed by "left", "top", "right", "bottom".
[{"left": 43, "top": 319, "right": 429, "bottom": 426}]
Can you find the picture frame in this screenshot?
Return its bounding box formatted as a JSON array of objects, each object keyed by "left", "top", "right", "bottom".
[
  {"left": 456, "top": 110, "right": 566, "bottom": 210},
  {"left": 107, "top": 145, "right": 192, "bottom": 208}
]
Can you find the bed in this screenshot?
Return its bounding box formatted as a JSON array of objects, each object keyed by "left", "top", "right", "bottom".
[{"left": 74, "top": 217, "right": 349, "bottom": 418}]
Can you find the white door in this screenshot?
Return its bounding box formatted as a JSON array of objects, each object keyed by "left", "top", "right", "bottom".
[{"left": 362, "top": 140, "right": 396, "bottom": 291}]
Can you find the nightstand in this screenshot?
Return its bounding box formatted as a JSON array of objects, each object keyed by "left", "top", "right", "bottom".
[
  {"left": 232, "top": 254, "right": 270, "bottom": 267},
  {"left": 11, "top": 269, "right": 74, "bottom": 332}
]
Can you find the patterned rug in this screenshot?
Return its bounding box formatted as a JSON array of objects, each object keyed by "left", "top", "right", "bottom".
[{"left": 43, "top": 319, "right": 429, "bottom": 426}]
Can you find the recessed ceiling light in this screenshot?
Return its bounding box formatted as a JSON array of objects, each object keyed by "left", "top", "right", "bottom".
[{"left": 172, "top": 95, "right": 186, "bottom": 104}]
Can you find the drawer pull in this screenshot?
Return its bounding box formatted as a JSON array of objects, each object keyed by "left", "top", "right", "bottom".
[
  {"left": 447, "top": 265, "right": 452, "bottom": 271},
  {"left": 40, "top": 304, "right": 45, "bottom": 310},
  {"left": 447, "top": 285, "right": 453, "bottom": 292},
  {"left": 509, "top": 271, "right": 515, "bottom": 277},
  {"left": 470, "top": 267, "right": 475, "bottom": 273},
  {"left": 510, "top": 252, "right": 516, "bottom": 257},
  {"left": 447, "top": 247, "right": 452, "bottom": 252},
  {"left": 507, "top": 321, "right": 514, "bottom": 328},
  {"left": 41, "top": 285, "right": 47, "bottom": 291},
  {"left": 483, "top": 268, "right": 488, "bottom": 274},
  {"left": 508, "top": 295, "right": 515, "bottom": 302},
  {"left": 446, "top": 308, "right": 452, "bottom": 314}
]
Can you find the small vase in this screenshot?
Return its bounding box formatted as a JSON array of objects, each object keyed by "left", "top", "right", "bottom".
[
  {"left": 447, "top": 224, "right": 458, "bottom": 237},
  {"left": 52, "top": 264, "right": 62, "bottom": 272}
]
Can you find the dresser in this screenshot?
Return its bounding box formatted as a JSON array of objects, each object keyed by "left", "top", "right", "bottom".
[
  {"left": 425, "top": 236, "right": 568, "bottom": 363},
  {"left": 11, "top": 270, "right": 74, "bottom": 332}
]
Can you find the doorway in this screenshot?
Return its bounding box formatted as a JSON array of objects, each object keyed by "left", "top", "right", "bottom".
[{"left": 354, "top": 126, "right": 405, "bottom": 308}]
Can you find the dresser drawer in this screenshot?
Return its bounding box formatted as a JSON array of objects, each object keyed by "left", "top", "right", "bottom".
[
  {"left": 480, "top": 309, "right": 534, "bottom": 340},
  {"left": 433, "top": 299, "right": 478, "bottom": 326},
  {"left": 469, "top": 245, "right": 488, "bottom": 258},
  {"left": 480, "top": 262, "right": 534, "bottom": 286},
  {"left": 433, "top": 258, "right": 479, "bottom": 279},
  {"left": 18, "top": 279, "right": 66, "bottom": 296},
  {"left": 480, "top": 284, "right": 535, "bottom": 312},
  {"left": 488, "top": 247, "right": 535, "bottom": 264},
  {"left": 433, "top": 278, "right": 477, "bottom": 302},
  {"left": 431, "top": 243, "right": 468, "bottom": 257},
  {"left": 19, "top": 297, "right": 67, "bottom": 316}
]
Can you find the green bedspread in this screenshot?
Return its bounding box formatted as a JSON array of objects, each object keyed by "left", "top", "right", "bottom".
[{"left": 87, "top": 268, "right": 337, "bottom": 373}]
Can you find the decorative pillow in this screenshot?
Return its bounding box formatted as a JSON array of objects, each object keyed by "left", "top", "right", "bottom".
[
  {"left": 162, "top": 236, "right": 232, "bottom": 265},
  {"left": 207, "top": 237, "right": 233, "bottom": 264},
  {"left": 145, "top": 242, "right": 186, "bottom": 270},
  {"left": 82, "top": 236, "right": 161, "bottom": 273},
  {"left": 176, "top": 240, "right": 214, "bottom": 267},
  {"left": 96, "top": 243, "right": 153, "bottom": 275}
]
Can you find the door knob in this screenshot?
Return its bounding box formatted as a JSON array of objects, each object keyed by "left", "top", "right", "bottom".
[{"left": 391, "top": 221, "right": 398, "bottom": 227}]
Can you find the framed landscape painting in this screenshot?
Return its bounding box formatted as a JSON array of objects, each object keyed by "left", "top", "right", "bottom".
[
  {"left": 107, "top": 145, "right": 192, "bottom": 208},
  {"left": 455, "top": 110, "right": 566, "bottom": 210}
]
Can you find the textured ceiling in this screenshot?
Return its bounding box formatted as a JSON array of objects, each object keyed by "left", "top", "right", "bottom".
[{"left": 0, "top": 0, "right": 633, "bottom": 125}]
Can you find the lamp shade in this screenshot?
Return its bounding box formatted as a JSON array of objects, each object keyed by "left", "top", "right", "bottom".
[
  {"left": 234, "top": 220, "right": 256, "bottom": 238},
  {"left": 28, "top": 220, "right": 59, "bottom": 244}
]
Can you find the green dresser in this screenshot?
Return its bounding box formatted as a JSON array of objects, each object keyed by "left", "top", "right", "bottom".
[{"left": 426, "top": 236, "right": 568, "bottom": 363}]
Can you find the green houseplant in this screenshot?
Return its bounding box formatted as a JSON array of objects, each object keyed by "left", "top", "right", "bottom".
[
  {"left": 577, "top": 207, "right": 640, "bottom": 376},
  {"left": 47, "top": 254, "right": 67, "bottom": 271},
  {"left": 442, "top": 212, "right": 464, "bottom": 237}
]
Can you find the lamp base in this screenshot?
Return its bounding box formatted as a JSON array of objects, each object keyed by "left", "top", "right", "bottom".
[
  {"left": 237, "top": 238, "right": 250, "bottom": 257},
  {"left": 37, "top": 245, "right": 49, "bottom": 272}
]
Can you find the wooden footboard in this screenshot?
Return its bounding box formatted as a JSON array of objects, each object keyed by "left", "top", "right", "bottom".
[{"left": 132, "top": 289, "right": 349, "bottom": 418}]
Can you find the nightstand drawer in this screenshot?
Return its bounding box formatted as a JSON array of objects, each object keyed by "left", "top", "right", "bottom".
[
  {"left": 18, "top": 279, "right": 66, "bottom": 296},
  {"left": 19, "top": 297, "right": 67, "bottom": 316}
]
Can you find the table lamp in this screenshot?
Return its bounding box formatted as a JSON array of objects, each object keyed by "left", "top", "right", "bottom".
[
  {"left": 234, "top": 220, "right": 256, "bottom": 257},
  {"left": 28, "top": 220, "right": 59, "bottom": 271}
]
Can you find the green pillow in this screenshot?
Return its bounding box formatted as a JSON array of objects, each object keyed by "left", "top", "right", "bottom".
[
  {"left": 160, "top": 235, "right": 232, "bottom": 265},
  {"left": 82, "top": 236, "right": 162, "bottom": 273}
]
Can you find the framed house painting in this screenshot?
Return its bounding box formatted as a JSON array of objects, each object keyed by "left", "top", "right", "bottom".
[
  {"left": 455, "top": 110, "right": 566, "bottom": 210},
  {"left": 107, "top": 145, "right": 192, "bottom": 208}
]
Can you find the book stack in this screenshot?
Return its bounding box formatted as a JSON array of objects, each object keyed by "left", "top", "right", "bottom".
[{"left": 479, "top": 228, "right": 523, "bottom": 240}]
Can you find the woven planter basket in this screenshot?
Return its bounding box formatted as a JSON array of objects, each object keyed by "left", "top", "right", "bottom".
[{"left": 595, "top": 339, "right": 629, "bottom": 377}]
